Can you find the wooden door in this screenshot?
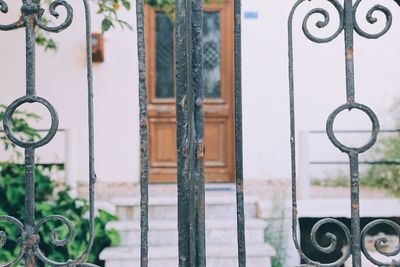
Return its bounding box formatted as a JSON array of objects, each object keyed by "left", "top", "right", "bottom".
[{"left": 145, "top": 0, "right": 234, "bottom": 183}]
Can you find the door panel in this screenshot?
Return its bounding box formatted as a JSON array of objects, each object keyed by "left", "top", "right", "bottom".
[
  {"left": 148, "top": 117, "right": 177, "bottom": 182},
  {"left": 145, "top": 0, "right": 234, "bottom": 183},
  {"left": 149, "top": 118, "right": 177, "bottom": 167}
]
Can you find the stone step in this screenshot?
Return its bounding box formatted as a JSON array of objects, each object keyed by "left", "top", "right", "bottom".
[
  {"left": 100, "top": 244, "right": 275, "bottom": 267},
  {"left": 112, "top": 196, "right": 259, "bottom": 220},
  {"left": 108, "top": 218, "right": 267, "bottom": 247}
]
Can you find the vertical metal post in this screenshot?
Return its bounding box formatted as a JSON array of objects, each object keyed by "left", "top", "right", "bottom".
[
  {"left": 176, "top": 0, "right": 205, "bottom": 266},
  {"left": 24, "top": 1, "right": 37, "bottom": 265},
  {"left": 135, "top": 0, "right": 149, "bottom": 266},
  {"left": 192, "top": 0, "right": 206, "bottom": 265},
  {"left": 233, "top": 0, "right": 246, "bottom": 266},
  {"left": 25, "top": 148, "right": 36, "bottom": 266},
  {"left": 343, "top": 1, "right": 360, "bottom": 265},
  {"left": 349, "top": 152, "right": 361, "bottom": 266},
  {"left": 344, "top": 0, "right": 355, "bottom": 103}
]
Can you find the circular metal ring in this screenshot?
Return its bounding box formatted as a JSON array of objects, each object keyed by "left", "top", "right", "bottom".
[
  {"left": 326, "top": 102, "right": 379, "bottom": 154},
  {"left": 3, "top": 96, "right": 59, "bottom": 149}
]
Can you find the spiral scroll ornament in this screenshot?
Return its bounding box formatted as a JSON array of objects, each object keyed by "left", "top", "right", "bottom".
[
  {"left": 35, "top": 0, "right": 73, "bottom": 33},
  {"left": 0, "top": 216, "right": 26, "bottom": 266},
  {"left": 360, "top": 219, "right": 400, "bottom": 266},
  {"left": 353, "top": 0, "right": 393, "bottom": 39},
  {"left": 0, "top": 0, "right": 24, "bottom": 31},
  {"left": 302, "top": 0, "right": 344, "bottom": 43},
  {"left": 306, "top": 218, "right": 351, "bottom": 266},
  {"left": 34, "top": 215, "right": 75, "bottom": 247}
]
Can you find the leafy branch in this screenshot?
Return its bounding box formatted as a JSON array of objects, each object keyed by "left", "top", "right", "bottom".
[
  {"left": 94, "top": 0, "right": 133, "bottom": 32},
  {"left": 36, "top": 0, "right": 133, "bottom": 51}
]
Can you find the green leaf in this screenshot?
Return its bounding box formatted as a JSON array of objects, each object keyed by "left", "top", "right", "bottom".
[
  {"left": 121, "top": 0, "right": 131, "bottom": 10},
  {"left": 102, "top": 18, "right": 114, "bottom": 33}
]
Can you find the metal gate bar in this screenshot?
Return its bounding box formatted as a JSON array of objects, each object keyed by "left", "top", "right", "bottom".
[
  {"left": 289, "top": 0, "right": 399, "bottom": 266},
  {"left": 0, "top": 0, "right": 98, "bottom": 266},
  {"left": 176, "top": 0, "right": 206, "bottom": 266},
  {"left": 233, "top": 0, "right": 246, "bottom": 266},
  {"left": 135, "top": 0, "right": 149, "bottom": 266}
]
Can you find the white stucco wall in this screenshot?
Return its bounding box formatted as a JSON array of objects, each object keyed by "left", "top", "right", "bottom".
[
  {"left": 1, "top": 0, "right": 400, "bottom": 184},
  {"left": 242, "top": 0, "right": 400, "bottom": 180}
]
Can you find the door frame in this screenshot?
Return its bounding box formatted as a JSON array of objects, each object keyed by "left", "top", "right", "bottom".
[{"left": 144, "top": 0, "right": 235, "bottom": 183}]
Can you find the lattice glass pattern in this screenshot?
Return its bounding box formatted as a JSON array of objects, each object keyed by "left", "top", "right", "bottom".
[
  {"left": 156, "top": 12, "right": 174, "bottom": 98},
  {"left": 154, "top": 11, "right": 221, "bottom": 99},
  {"left": 203, "top": 12, "right": 221, "bottom": 98}
]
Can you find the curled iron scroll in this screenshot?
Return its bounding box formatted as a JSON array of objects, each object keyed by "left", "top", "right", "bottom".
[
  {"left": 361, "top": 219, "right": 400, "bottom": 266},
  {"left": 0, "top": 216, "right": 25, "bottom": 267},
  {"left": 0, "top": 1, "right": 24, "bottom": 31},
  {"left": 302, "top": 0, "right": 344, "bottom": 43},
  {"left": 34, "top": 215, "right": 75, "bottom": 247},
  {"left": 291, "top": 217, "right": 351, "bottom": 266},
  {"left": 35, "top": 0, "right": 73, "bottom": 33},
  {"left": 353, "top": 0, "right": 393, "bottom": 39}
]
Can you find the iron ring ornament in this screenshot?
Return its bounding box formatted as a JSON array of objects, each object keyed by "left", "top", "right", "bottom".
[
  {"left": 0, "top": 0, "right": 98, "bottom": 266},
  {"left": 3, "top": 96, "right": 59, "bottom": 149},
  {"left": 326, "top": 102, "right": 380, "bottom": 154},
  {"left": 289, "top": 0, "right": 400, "bottom": 266}
]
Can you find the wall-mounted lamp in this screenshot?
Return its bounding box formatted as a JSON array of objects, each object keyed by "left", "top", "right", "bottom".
[{"left": 91, "top": 33, "right": 104, "bottom": 63}]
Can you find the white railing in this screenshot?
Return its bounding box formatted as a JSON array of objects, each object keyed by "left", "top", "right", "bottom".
[
  {"left": 298, "top": 129, "right": 400, "bottom": 199},
  {"left": 0, "top": 128, "right": 77, "bottom": 190}
]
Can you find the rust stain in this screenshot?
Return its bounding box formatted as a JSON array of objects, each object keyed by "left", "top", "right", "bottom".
[
  {"left": 352, "top": 203, "right": 359, "bottom": 210},
  {"left": 25, "top": 234, "right": 39, "bottom": 247},
  {"left": 293, "top": 207, "right": 298, "bottom": 216},
  {"left": 182, "top": 147, "right": 188, "bottom": 158},
  {"left": 140, "top": 117, "right": 148, "bottom": 127},
  {"left": 16, "top": 17, "right": 24, "bottom": 27},
  {"left": 346, "top": 47, "right": 353, "bottom": 61},
  {"left": 196, "top": 143, "right": 205, "bottom": 160}
]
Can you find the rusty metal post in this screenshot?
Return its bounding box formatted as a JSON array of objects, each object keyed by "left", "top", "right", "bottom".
[{"left": 176, "top": 0, "right": 206, "bottom": 266}]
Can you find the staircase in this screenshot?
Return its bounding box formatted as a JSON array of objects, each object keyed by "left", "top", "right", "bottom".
[{"left": 100, "top": 194, "right": 275, "bottom": 267}]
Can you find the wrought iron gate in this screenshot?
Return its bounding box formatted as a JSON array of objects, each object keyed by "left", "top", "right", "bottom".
[
  {"left": 2, "top": 0, "right": 399, "bottom": 266},
  {"left": 0, "top": 0, "right": 97, "bottom": 266},
  {"left": 289, "top": 0, "right": 400, "bottom": 266}
]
